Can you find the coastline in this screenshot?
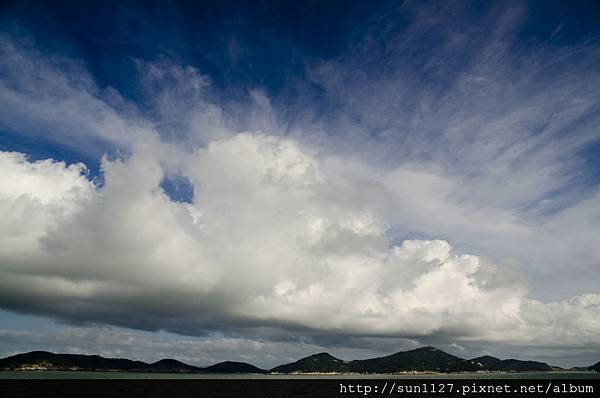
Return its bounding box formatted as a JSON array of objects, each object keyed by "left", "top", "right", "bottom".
[{"left": 1, "top": 370, "right": 599, "bottom": 380}]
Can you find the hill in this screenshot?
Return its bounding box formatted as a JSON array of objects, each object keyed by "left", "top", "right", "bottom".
[
  {"left": 0, "top": 351, "right": 266, "bottom": 374},
  {"left": 150, "top": 358, "right": 202, "bottom": 372},
  {"left": 348, "top": 346, "right": 463, "bottom": 373},
  {"left": 204, "top": 361, "right": 266, "bottom": 374},
  {"left": 588, "top": 361, "right": 600, "bottom": 372},
  {"left": 451, "top": 355, "right": 553, "bottom": 372},
  {"left": 0, "top": 351, "right": 152, "bottom": 371},
  {"left": 271, "top": 347, "right": 555, "bottom": 374},
  {"left": 271, "top": 347, "right": 465, "bottom": 374},
  {"left": 270, "top": 352, "right": 348, "bottom": 373},
  {"left": 0, "top": 348, "right": 562, "bottom": 374}
]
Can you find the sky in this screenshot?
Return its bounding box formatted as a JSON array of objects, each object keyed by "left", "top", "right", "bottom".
[{"left": 0, "top": 0, "right": 599, "bottom": 369}]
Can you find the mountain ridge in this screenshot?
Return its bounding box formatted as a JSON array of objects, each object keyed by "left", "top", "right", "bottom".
[
  {"left": 270, "top": 346, "right": 556, "bottom": 374},
  {"left": 450, "top": 355, "right": 553, "bottom": 372},
  {"left": 0, "top": 351, "right": 263, "bottom": 374},
  {"left": 0, "top": 347, "right": 596, "bottom": 374},
  {"left": 271, "top": 352, "right": 347, "bottom": 374}
]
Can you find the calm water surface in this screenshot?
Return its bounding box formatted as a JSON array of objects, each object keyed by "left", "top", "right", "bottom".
[{"left": 1, "top": 371, "right": 598, "bottom": 379}]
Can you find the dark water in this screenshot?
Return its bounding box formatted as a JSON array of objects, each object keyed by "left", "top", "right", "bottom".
[
  {"left": 1, "top": 371, "right": 598, "bottom": 379},
  {"left": 2, "top": 373, "right": 599, "bottom": 398}
]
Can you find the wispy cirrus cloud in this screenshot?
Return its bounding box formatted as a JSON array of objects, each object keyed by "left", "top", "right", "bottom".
[{"left": 288, "top": 1, "right": 600, "bottom": 299}]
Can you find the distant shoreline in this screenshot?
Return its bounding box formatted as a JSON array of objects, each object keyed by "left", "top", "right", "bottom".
[
  {"left": 2, "top": 347, "right": 599, "bottom": 375},
  {"left": 2, "top": 370, "right": 599, "bottom": 378}
]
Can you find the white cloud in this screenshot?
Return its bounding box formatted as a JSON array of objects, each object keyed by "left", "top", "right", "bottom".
[
  {"left": 0, "top": 135, "right": 599, "bottom": 349},
  {"left": 0, "top": 152, "right": 93, "bottom": 258}
]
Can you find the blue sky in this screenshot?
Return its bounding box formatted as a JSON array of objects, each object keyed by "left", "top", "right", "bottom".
[{"left": 0, "top": 0, "right": 599, "bottom": 368}]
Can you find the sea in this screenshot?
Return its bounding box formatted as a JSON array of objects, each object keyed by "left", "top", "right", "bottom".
[{"left": 1, "top": 371, "right": 599, "bottom": 379}]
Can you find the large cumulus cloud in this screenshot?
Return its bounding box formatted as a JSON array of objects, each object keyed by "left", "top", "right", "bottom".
[
  {"left": 1, "top": 135, "right": 599, "bottom": 347},
  {"left": 1, "top": 2, "right": 600, "bottom": 361}
]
